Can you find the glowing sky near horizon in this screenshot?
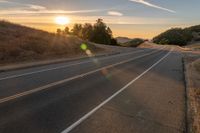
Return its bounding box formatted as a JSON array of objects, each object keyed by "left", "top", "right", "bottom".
[{"left": 0, "top": 0, "right": 200, "bottom": 39}]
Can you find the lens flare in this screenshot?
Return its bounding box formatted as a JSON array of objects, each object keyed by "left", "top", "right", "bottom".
[
  {"left": 80, "top": 43, "right": 88, "bottom": 51},
  {"left": 101, "top": 68, "right": 112, "bottom": 80}
]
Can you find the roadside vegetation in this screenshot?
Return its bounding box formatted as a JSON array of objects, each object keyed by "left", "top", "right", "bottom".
[
  {"left": 57, "top": 19, "right": 118, "bottom": 46},
  {"left": 153, "top": 25, "right": 200, "bottom": 46},
  {"left": 0, "top": 21, "right": 101, "bottom": 64}
]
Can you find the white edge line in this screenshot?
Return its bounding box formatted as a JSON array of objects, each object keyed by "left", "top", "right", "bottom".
[
  {"left": 0, "top": 48, "right": 164, "bottom": 104},
  {"left": 61, "top": 48, "right": 173, "bottom": 133},
  {"left": 0, "top": 49, "right": 146, "bottom": 81}
]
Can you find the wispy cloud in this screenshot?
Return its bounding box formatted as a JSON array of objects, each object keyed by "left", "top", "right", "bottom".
[
  {"left": 0, "top": 0, "right": 46, "bottom": 10},
  {"left": 129, "top": 0, "right": 175, "bottom": 13},
  {"left": 0, "top": 0, "right": 108, "bottom": 15},
  {"left": 0, "top": 0, "right": 9, "bottom": 2},
  {"left": 0, "top": 9, "right": 105, "bottom": 15},
  {"left": 108, "top": 11, "right": 123, "bottom": 16},
  {"left": 28, "top": 5, "right": 46, "bottom": 10}
]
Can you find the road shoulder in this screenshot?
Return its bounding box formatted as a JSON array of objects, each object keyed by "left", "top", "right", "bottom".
[
  {"left": 184, "top": 55, "right": 200, "bottom": 133},
  {"left": 0, "top": 51, "right": 121, "bottom": 73}
]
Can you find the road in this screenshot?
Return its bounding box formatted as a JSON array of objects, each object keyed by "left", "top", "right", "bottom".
[{"left": 0, "top": 47, "right": 186, "bottom": 133}]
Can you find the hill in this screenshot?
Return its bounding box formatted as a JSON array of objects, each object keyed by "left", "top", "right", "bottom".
[
  {"left": 116, "top": 37, "right": 132, "bottom": 44},
  {"left": 0, "top": 21, "right": 101, "bottom": 64},
  {"left": 153, "top": 25, "right": 200, "bottom": 46},
  {"left": 120, "top": 38, "right": 145, "bottom": 47}
]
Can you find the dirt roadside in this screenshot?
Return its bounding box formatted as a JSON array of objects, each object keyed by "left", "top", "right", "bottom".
[
  {"left": 184, "top": 55, "right": 200, "bottom": 133},
  {"left": 140, "top": 42, "right": 200, "bottom": 133}
]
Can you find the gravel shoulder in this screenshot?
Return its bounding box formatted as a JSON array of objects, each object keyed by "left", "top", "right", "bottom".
[{"left": 184, "top": 55, "right": 200, "bottom": 133}]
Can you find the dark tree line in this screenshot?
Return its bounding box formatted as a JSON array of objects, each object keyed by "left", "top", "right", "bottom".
[{"left": 57, "top": 19, "right": 118, "bottom": 46}]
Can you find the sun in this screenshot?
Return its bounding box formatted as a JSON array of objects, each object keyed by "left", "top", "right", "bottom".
[{"left": 55, "top": 16, "right": 70, "bottom": 25}]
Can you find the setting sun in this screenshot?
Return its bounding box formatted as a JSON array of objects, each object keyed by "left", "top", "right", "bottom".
[{"left": 55, "top": 16, "right": 70, "bottom": 25}]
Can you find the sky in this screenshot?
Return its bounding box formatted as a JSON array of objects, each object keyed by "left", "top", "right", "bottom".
[{"left": 0, "top": 0, "right": 200, "bottom": 39}]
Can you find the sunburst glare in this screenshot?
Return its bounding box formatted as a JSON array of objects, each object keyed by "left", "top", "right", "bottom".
[{"left": 55, "top": 16, "right": 70, "bottom": 25}]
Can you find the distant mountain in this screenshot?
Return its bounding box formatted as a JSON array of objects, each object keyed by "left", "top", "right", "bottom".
[{"left": 116, "top": 37, "right": 132, "bottom": 44}]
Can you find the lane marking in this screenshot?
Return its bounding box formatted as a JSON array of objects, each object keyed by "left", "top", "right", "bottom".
[
  {"left": 0, "top": 49, "right": 147, "bottom": 81},
  {"left": 61, "top": 48, "right": 173, "bottom": 133},
  {"left": 0, "top": 48, "right": 164, "bottom": 104}
]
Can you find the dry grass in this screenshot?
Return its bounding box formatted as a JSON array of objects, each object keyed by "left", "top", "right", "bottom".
[
  {"left": 0, "top": 21, "right": 102, "bottom": 64},
  {"left": 187, "top": 43, "right": 200, "bottom": 50}
]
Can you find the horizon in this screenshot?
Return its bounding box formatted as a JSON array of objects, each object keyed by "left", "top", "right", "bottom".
[{"left": 0, "top": 0, "right": 200, "bottom": 39}]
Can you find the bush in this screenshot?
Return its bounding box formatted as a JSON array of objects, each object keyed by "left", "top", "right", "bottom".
[{"left": 110, "top": 38, "right": 118, "bottom": 46}]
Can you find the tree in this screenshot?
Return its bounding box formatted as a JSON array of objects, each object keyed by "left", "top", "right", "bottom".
[
  {"left": 81, "top": 23, "right": 93, "bottom": 40},
  {"left": 71, "top": 24, "right": 82, "bottom": 37},
  {"left": 90, "top": 19, "right": 112, "bottom": 45},
  {"left": 56, "top": 28, "right": 62, "bottom": 35},
  {"left": 107, "top": 27, "right": 112, "bottom": 37},
  {"left": 64, "top": 26, "right": 70, "bottom": 35},
  {"left": 68, "top": 19, "right": 118, "bottom": 46}
]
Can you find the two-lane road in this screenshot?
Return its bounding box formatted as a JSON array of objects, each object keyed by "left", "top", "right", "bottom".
[{"left": 0, "top": 47, "right": 186, "bottom": 133}]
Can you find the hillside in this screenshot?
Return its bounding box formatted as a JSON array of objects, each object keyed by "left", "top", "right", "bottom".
[
  {"left": 120, "top": 38, "right": 145, "bottom": 47},
  {"left": 0, "top": 21, "right": 102, "bottom": 64},
  {"left": 153, "top": 25, "right": 200, "bottom": 46},
  {"left": 116, "top": 37, "right": 132, "bottom": 44}
]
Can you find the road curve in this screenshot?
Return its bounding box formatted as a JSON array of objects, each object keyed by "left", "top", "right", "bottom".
[{"left": 0, "top": 47, "right": 186, "bottom": 133}]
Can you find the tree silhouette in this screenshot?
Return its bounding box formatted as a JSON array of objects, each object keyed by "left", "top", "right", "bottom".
[
  {"left": 64, "top": 27, "right": 70, "bottom": 35},
  {"left": 90, "top": 19, "right": 112, "bottom": 44},
  {"left": 81, "top": 23, "right": 93, "bottom": 40},
  {"left": 56, "top": 28, "right": 62, "bottom": 35},
  {"left": 71, "top": 24, "right": 82, "bottom": 37},
  {"left": 57, "top": 19, "right": 118, "bottom": 45}
]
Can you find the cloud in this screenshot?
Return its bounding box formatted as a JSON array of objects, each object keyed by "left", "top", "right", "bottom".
[
  {"left": 108, "top": 11, "right": 123, "bottom": 16},
  {"left": 0, "top": 0, "right": 46, "bottom": 10},
  {"left": 129, "top": 0, "right": 175, "bottom": 13},
  {"left": 0, "top": 0, "right": 107, "bottom": 15},
  {"left": 0, "top": 0, "right": 9, "bottom": 2},
  {"left": 0, "top": 9, "right": 107, "bottom": 15},
  {"left": 28, "top": 5, "right": 46, "bottom": 10}
]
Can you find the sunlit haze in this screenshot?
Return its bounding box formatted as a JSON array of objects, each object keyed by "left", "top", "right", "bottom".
[
  {"left": 0, "top": 0, "right": 200, "bottom": 39},
  {"left": 55, "top": 16, "right": 70, "bottom": 25}
]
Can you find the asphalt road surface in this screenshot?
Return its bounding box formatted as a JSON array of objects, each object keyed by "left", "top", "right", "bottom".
[{"left": 0, "top": 47, "right": 186, "bottom": 133}]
